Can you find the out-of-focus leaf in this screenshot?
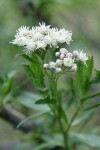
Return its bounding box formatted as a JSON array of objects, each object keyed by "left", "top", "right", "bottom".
[
  {"left": 81, "top": 92, "right": 100, "bottom": 103},
  {"left": 70, "top": 132, "right": 100, "bottom": 148},
  {"left": 72, "top": 111, "right": 92, "bottom": 126},
  {"left": 33, "top": 143, "right": 52, "bottom": 150},
  {"left": 33, "top": 134, "right": 64, "bottom": 150},
  {"left": 35, "top": 95, "right": 55, "bottom": 104},
  {"left": 17, "top": 110, "right": 50, "bottom": 128},
  {"left": 0, "top": 75, "right": 4, "bottom": 85},
  {"left": 1, "top": 77, "right": 14, "bottom": 95},
  {"left": 91, "top": 69, "right": 100, "bottom": 84},
  {"left": 16, "top": 92, "right": 50, "bottom": 111},
  {"left": 84, "top": 103, "right": 100, "bottom": 111}
]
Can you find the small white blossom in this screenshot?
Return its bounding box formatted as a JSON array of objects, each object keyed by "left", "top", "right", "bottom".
[
  {"left": 56, "top": 59, "right": 63, "bottom": 67},
  {"left": 74, "top": 50, "right": 88, "bottom": 64},
  {"left": 49, "top": 62, "right": 56, "bottom": 69},
  {"left": 63, "top": 57, "right": 74, "bottom": 67}
]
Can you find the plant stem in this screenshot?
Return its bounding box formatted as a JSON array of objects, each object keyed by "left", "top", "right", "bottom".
[{"left": 54, "top": 81, "right": 70, "bottom": 150}]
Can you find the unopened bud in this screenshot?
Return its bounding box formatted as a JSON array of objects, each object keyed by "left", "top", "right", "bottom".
[{"left": 43, "top": 64, "right": 49, "bottom": 69}]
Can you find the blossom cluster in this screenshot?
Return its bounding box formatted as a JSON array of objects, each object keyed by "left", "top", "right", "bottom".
[
  {"left": 11, "top": 23, "right": 72, "bottom": 54},
  {"left": 43, "top": 48, "right": 88, "bottom": 73}
]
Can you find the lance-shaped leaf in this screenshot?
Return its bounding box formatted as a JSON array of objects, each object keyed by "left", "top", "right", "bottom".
[
  {"left": 81, "top": 92, "right": 100, "bottom": 103},
  {"left": 76, "top": 63, "right": 84, "bottom": 96},
  {"left": 84, "top": 103, "right": 100, "bottom": 111},
  {"left": 17, "top": 53, "right": 34, "bottom": 62},
  {"left": 17, "top": 110, "right": 50, "bottom": 128},
  {"left": 35, "top": 95, "right": 55, "bottom": 104},
  {"left": 84, "top": 56, "right": 94, "bottom": 92}
]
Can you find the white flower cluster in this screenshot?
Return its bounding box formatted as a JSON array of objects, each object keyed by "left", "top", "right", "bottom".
[
  {"left": 43, "top": 48, "right": 88, "bottom": 73},
  {"left": 11, "top": 23, "right": 72, "bottom": 54}
]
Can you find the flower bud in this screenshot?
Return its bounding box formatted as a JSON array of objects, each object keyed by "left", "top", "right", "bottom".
[
  {"left": 60, "top": 48, "right": 68, "bottom": 54},
  {"left": 55, "top": 67, "right": 62, "bottom": 73},
  {"left": 66, "top": 52, "right": 72, "bottom": 58},
  {"left": 55, "top": 52, "right": 60, "bottom": 57},
  {"left": 60, "top": 54, "right": 65, "bottom": 60},
  {"left": 43, "top": 64, "right": 49, "bottom": 69}
]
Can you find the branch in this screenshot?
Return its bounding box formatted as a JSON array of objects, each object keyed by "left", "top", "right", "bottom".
[{"left": 0, "top": 106, "right": 35, "bottom": 133}]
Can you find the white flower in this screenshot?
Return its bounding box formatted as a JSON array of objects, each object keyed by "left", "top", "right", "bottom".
[
  {"left": 56, "top": 59, "right": 63, "bottom": 67},
  {"left": 55, "top": 67, "right": 62, "bottom": 73},
  {"left": 63, "top": 57, "right": 74, "bottom": 67},
  {"left": 73, "top": 50, "right": 79, "bottom": 57},
  {"left": 49, "top": 62, "right": 56, "bottom": 69},
  {"left": 11, "top": 23, "right": 72, "bottom": 54},
  {"left": 71, "top": 64, "right": 77, "bottom": 71},
  {"left": 75, "top": 50, "right": 88, "bottom": 64},
  {"left": 36, "top": 41, "right": 46, "bottom": 50},
  {"left": 60, "top": 48, "right": 68, "bottom": 54}
]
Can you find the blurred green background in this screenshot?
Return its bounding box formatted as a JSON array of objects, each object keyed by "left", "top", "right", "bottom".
[{"left": 0, "top": 0, "right": 100, "bottom": 150}]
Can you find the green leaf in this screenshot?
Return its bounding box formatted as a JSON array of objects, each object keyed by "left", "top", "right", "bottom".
[
  {"left": 23, "top": 64, "right": 35, "bottom": 80},
  {"left": 84, "top": 56, "right": 94, "bottom": 92},
  {"left": 19, "top": 54, "right": 34, "bottom": 62},
  {"left": 70, "top": 133, "right": 100, "bottom": 148},
  {"left": 76, "top": 57, "right": 94, "bottom": 96},
  {"left": 35, "top": 95, "right": 55, "bottom": 104},
  {"left": 58, "top": 105, "right": 69, "bottom": 124},
  {"left": 72, "top": 112, "right": 92, "bottom": 126},
  {"left": 23, "top": 54, "right": 45, "bottom": 89},
  {"left": 17, "top": 110, "right": 49, "bottom": 128},
  {"left": 81, "top": 92, "right": 100, "bottom": 103},
  {"left": 76, "top": 63, "right": 84, "bottom": 96},
  {"left": 84, "top": 103, "right": 100, "bottom": 111}
]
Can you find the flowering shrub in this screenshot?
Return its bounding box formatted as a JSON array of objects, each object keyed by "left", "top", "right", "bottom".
[{"left": 11, "top": 23, "right": 100, "bottom": 150}]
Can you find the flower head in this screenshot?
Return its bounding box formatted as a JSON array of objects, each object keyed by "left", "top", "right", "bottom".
[{"left": 11, "top": 23, "right": 72, "bottom": 54}]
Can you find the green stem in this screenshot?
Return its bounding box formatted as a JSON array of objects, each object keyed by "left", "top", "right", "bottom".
[{"left": 54, "top": 81, "right": 70, "bottom": 150}]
